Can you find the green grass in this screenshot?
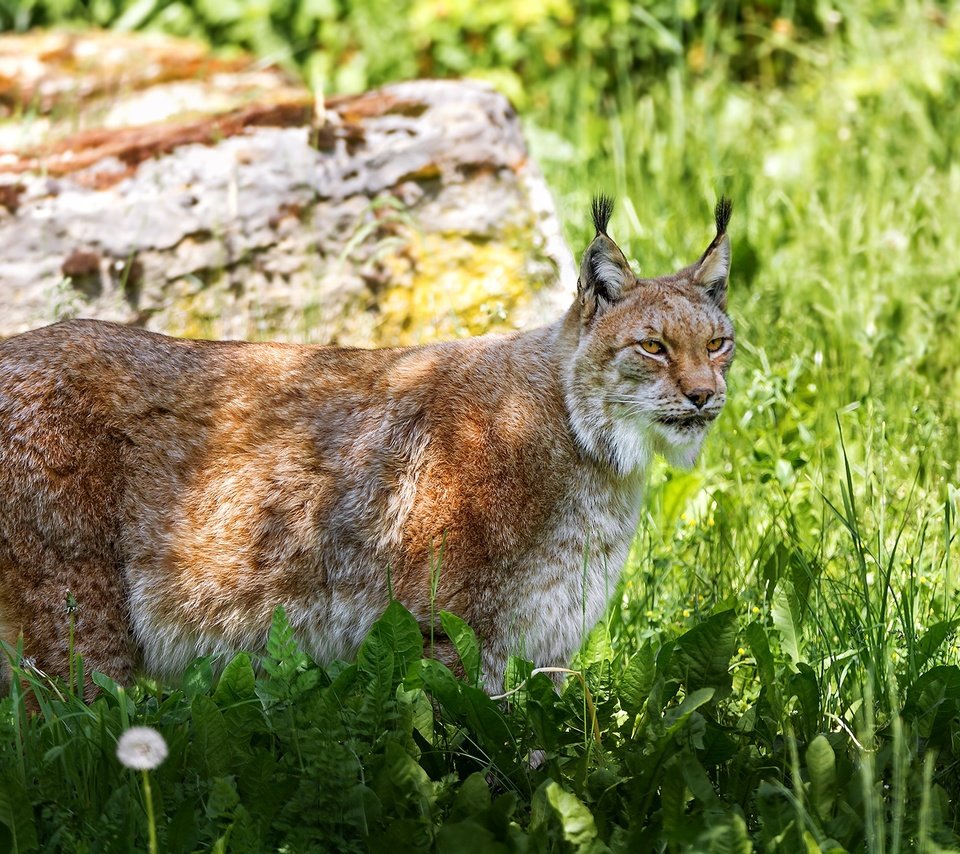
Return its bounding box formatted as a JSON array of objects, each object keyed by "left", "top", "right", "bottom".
[{"left": 3, "top": 2, "right": 960, "bottom": 851}]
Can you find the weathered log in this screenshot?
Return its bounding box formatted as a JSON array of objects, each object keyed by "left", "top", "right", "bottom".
[{"left": 0, "top": 31, "right": 575, "bottom": 345}]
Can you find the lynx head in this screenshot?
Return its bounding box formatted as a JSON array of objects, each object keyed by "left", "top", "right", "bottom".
[{"left": 564, "top": 196, "right": 735, "bottom": 475}]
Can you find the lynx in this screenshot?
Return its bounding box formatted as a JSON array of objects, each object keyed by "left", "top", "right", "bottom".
[{"left": 0, "top": 197, "right": 734, "bottom": 695}]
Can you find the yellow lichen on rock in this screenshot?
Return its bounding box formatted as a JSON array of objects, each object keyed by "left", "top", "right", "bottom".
[{"left": 376, "top": 231, "right": 534, "bottom": 346}]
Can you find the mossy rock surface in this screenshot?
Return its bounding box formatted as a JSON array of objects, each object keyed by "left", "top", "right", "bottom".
[{"left": 0, "top": 30, "right": 575, "bottom": 345}]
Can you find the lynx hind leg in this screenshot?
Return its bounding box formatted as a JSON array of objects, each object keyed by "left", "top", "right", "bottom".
[
  {"left": 0, "top": 610, "right": 13, "bottom": 695},
  {"left": 5, "top": 562, "right": 137, "bottom": 701}
]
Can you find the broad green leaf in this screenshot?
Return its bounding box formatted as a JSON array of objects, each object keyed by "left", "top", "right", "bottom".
[
  {"left": 745, "top": 622, "right": 782, "bottom": 722},
  {"left": 772, "top": 580, "right": 802, "bottom": 666},
  {"left": 660, "top": 758, "right": 687, "bottom": 842},
  {"left": 417, "top": 658, "right": 464, "bottom": 713},
  {"left": 654, "top": 639, "right": 676, "bottom": 678},
  {"left": 182, "top": 656, "right": 214, "bottom": 699},
  {"left": 407, "top": 685, "right": 436, "bottom": 743},
  {"left": 449, "top": 772, "right": 492, "bottom": 821},
  {"left": 761, "top": 542, "right": 791, "bottom": 598},
  {"left": 191, "top": 694, "right": 231, "bottom": 778},
  {"left": 806, "top": 735, "right": 836, "bottom": 821},
  {"left": 359, "top": 600, "right": 423, "bottom": 685},
  {"left": 542, "top": 780, "right": 606, "bottom": 851},
  {"left": 0, "top": 770, "right": 38, "bottom": 853},
  {"left": 744, "top": 621, "right": 775, "bottom": 692},
  {"left": 357, "top": 628, "right": 394, "bottom": 713},
  {"left": 680, "top": 750, "right": 719, "bottom": 806},
  {"left": 214, "top": 653, "right": 263, "bottom": 738},
  {"left": 692, "top": 811, "right": 753, "bottom": 854},
  {"left": 205, "top": 776, "right": 240, "bottom": 821},
  {"left": 916, "top": 620, "right": 960, "bottom": 671},
  {"left": 756, "top": 781, "right": 803, "bottom": 850},
  {"left": 339, "top": 783, "right": 382, "bottom": 835},
  {"left": 790, "top": 663, "right": 821, "bottom": 740},
  {"left": 167, "top": 795, "right": 202, "bottom": 853},
  {"left": 522, "top": 670, "right": 568, "bottom": 751},
  {"left": 440, "top": 610, "right": 482, "bottom": 685},
  {"left": 417, "top": 654, "right": 514, "bottom": 765},
  {"left": 373, "top": 740, "right": 435, "bottom": 818},
  {"left": 663, "top": 687, "right": 715, "bottom": 737},
  {"left": 460, "top": 684, "right": 515, "bottom": 766},
  {"left": 221, "top": 805, "right": 261, "bottom": 854},
  {"left": 619, "top": 641, "right": 656, "bottom": 716},
  {"left": 357, "top": 606, "right": 419, "bottom": 733},
  {"left": 215, "top": 653, "right": 257, "bottom": 704},
  {"left": 488, "top": 792, "right": 520, "bottom": 840},
  {"left": 672, "top": 609, "right": 737, "bottom": 694},
  {"left": 436, "top": 821, "right": 508, "bottom": 854},
  {"left": 903, "top": 665, "right": 960, "bottom": 742}
]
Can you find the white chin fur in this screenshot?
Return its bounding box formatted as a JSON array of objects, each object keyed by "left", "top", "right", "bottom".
[
  {"left": 653, "top": 424, "right": 708, "bottom": 469},
  {"left": 568, "top": 405, "right": 708, "bottom": 475}
]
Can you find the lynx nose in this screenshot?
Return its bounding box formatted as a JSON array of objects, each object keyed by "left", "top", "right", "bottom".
[{"left": 685, "top": 388, "right": 714, "bottom": 409}]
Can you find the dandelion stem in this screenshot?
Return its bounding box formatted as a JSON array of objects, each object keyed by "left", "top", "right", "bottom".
[{"left": 141, "top": 770, "right": 158, "bottom": 854}]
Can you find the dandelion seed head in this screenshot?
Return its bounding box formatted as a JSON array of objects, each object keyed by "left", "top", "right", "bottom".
[{"left": 116, "top": 726, "right": 168, "bottom": 771}]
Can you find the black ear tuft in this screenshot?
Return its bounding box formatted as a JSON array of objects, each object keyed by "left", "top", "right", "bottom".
[
  {"left": 591, "top": 194, "right": 614, "bottom": 236},
  {"left": 714, "top": 196, "right": 732, "bottom": 236}
]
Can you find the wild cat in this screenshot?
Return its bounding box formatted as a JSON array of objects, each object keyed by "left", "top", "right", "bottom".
[{"left": 0, "top": 197, "right": 734, "bottom": 695}]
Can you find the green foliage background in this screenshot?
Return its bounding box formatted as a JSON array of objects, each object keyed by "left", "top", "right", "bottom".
[{"left": 2, "top": 0, "right": 960, "bottom": 851}]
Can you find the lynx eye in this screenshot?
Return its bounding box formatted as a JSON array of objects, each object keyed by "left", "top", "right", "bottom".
[
  {"left": 639, "top": 339, "right": 666, "bottom": 355},
  {"left": 707, "top": 337, "right": 726, "bottom": 353}
]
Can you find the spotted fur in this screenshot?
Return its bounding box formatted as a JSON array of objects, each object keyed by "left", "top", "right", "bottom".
[{"left": 0, "top": 199, "right": 735, "bottom": 695}]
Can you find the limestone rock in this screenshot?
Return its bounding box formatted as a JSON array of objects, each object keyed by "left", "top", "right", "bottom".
[{"left": 0, "top": 30, "right": 575, "bottom": 345}]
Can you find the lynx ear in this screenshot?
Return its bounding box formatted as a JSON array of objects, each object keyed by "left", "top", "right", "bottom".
[
  {"left": 694, "top": 197, "right": 732, "bottom": 309},
  {"left": 577, "top": 195, "right": 634, "bottom": 317}
]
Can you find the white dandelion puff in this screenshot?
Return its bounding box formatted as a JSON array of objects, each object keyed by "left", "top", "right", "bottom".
[{"left": 116, "top": 726, "right": 168, "bottom": 771}]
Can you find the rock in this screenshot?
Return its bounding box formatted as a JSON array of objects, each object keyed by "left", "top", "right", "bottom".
[{"left": 0, "top": 30, "right": 575, "bottom": 345}]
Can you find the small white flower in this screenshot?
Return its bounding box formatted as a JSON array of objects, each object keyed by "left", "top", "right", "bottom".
[
  {"left": 116, "top": 726, "right": 168, "bottom": 771},
  {"left": 881, "top": 228, "right": 909, "bottom": 252}
]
